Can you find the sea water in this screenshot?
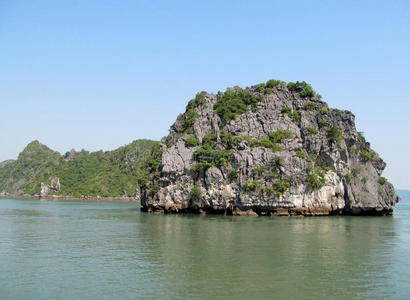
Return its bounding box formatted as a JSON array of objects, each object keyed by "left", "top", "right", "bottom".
[{"left": 1, "top": 196, "right": 409, "bottom": 299}]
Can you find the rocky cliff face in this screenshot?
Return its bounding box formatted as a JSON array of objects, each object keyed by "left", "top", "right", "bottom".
[{"left": 141, "top": 80, "right": 400, "bottom": 216}]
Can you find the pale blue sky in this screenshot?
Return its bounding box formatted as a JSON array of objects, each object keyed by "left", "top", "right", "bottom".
[{"left": 0, "top": 0, "right": 409, "bottom": 189}]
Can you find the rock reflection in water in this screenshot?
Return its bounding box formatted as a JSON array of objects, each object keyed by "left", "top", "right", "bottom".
[
  {"left": 0, "top": 198, "right": 408, "bottom": 300},
  {"left": 137, "top": 213, "right": 398, "bottom": 299}
]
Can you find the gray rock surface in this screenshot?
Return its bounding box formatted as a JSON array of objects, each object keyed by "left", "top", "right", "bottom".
[
  {"left": 40, "top": 177, "right": 61, "bottom": 197},
  {"left": 140, "top": 82, "right": 400, "bottom": 215}
]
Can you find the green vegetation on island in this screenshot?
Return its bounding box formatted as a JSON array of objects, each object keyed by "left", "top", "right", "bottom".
[{"left": 0, "top": 139, "right": 159, "bottom": 197}]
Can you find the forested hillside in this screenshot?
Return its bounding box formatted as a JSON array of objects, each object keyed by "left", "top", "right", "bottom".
[{"left": 0, "top": 140, "right": 159, "bottom": 197}]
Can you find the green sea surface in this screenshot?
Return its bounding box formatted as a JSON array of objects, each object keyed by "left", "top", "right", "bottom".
[{"left": 1, "top": 197, "right": 409, "bottom": 299}]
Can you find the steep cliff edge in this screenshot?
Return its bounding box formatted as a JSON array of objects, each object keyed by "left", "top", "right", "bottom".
[{"left": 140, "top": 80, "right": 400, "bottom": 215}]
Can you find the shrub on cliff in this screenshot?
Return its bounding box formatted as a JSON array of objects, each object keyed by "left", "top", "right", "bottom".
[
  {"left": 320, "top": 108, "right": 328, "bottom": 114},
  {"left": 185, "top": 137, "right": 200, "bottom": 147},
  {"left": 296, "top": 149, "right": 306, "bottom": 159},
  {"left": 306, "top": 126, "right": 319, "bottom": 134},
  {"left": 269, "top": 129, "right": 294, "bottom": 143},
  {"left": 379, "top": 177, "right": 387, "bottom": 185},
  {"left": 219, "top": 131, "right": 284, "bottom": 151},
  {"left": 192, "top": 144, "right": 233, "bottom": 172},
  {"left": 304, "top": 101, "right": 316, "bottom": 110},
  {"left": 243, "top": 179, "right": 260, "bottom": 192},
  {"left": 214, "top": 87, "right": 261, "bottom": 123},
  {"left": 360, "top": 150, "right": 375, "bottom": 161},
  {"left": 281, "top": 107, "right": 301, "bottom": 126},
  {"left": 272, "top": 179, "right": 291, "bottom": 195},
  {"left": 185, "top": 92, "right": 206, "bottom": 111},
  {"left": 264, "top": 88, "right": 273, "bottom": 95},
  {"left": 255, "top": 83, "right": 266, "bottom": 92},
  {"left": 307, "top": 166, "right": 327, "bottom": 190},
  {"left": 281, "top": 107, "right": 292, "bottom": 115},
  {"left": 202, "top": 133, "right": 217, "bottom": 147},
  {"left": 266, "top": 79, "right": 285, "bottom": 89},
  {"left": 251, "top": 138, "right": 283, "bottom": 151},
  {"left": 183, "top": 109, "right": 200, "bottom": 133},
  {"left": 346, "top": 172, "right": 354, "bottom": 184},
  {"left": 191, "top": 185, "right": 202, "bottom": 198},
  {"left": 327, "top": 127, "right": 343, "bottom": 143},
  {"left": 252, "top": 165, "right": 268, "bottom": 174},
  {"left": 319, "top": 118, "right": 327, "bottom": 127},
  {"left": 228, "top": 170, "right": 239, "bottom": 181},
  {"left": 287, "top": 81, "right": 314, "bottom": 97}
]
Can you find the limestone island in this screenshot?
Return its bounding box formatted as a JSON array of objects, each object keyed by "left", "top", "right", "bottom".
[{"left": 140, "top": 80, "right": 400, "bottom": 216}]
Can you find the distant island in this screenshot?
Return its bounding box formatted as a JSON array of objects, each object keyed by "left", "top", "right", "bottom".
[
  {"left": 0, "top": 79, "right": 400, "bottom": 215},
  {"left": 0, "top": 139, "right": 158, "bottom": 199}
]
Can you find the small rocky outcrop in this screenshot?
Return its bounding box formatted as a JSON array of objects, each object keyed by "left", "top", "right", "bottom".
[
  {"left": 40, "top": 177, "right": 61, "bottom": 197},
  {"left": 140, "top": 80, "right": 400, "bottom": 216}
]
